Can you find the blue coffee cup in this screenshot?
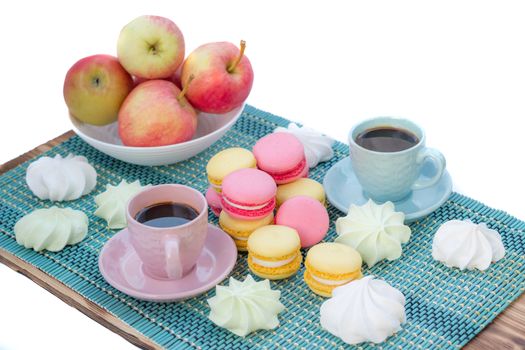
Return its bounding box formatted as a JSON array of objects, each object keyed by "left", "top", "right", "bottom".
[{"left": 349, "top": 117, "right": 446, "bottom": 202}]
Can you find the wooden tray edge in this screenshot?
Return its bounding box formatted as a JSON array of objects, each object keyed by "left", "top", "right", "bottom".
[{"left": 0, "top": 130, "right": 75, "bottom": 173}]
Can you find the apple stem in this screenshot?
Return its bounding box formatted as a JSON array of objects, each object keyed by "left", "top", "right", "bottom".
[
  {"left": 227, "top": 40, "right": 246, "bottom": 73},
  {"left": 178, "top": 74, "right": 195, "bottom": 101}
]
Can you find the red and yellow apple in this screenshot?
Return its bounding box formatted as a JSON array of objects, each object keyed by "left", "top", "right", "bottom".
[
  {"left": 63, "top": 54, "right": 133, "bottom": 125},
  {"left": 118, "top": 79, "right": 197, "bottom": 146},
  {"left": 181, "top": 40, "right": 253, "bottom": 114},
  {"left": 117, "top": 15, "right": 185, "bottom": 79}
]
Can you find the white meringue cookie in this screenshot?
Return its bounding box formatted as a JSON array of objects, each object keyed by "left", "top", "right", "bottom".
[
  {"left": 26, "top": 154, "right": 97, "bottom": 201},
  {"left": 14, "top": 206, "right": 88, "bottom": 252},
  {"left": 208, "top": 275, "right": 284, "bottom": 337},
  {"left": 335, "top": 199, "right": 411, "bottom": 267},
  {"left": 320, "top": 275, "right": 406, "bottom": 345},
  {"left": 94, "top": 180, "right": 149, "bottom": 229},
  {"left": 274, "top": 123, "right": 334, "bottom": 168},
  {"left": 432, "top": 219, "right": 505, "bottom": 271}
]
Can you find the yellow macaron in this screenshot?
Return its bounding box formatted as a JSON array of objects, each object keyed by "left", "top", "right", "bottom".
[
  {"left": 247, "top": 225, "right": 302, "bottom": 280},
  {"left": 206, "top": 148, "right": 257, "bottom": 193},
  {"left": 304, "top": 242, "right": 362, "bottom": 297},
  {"left": 219, "top": 211, "right": 274, "bottom": 251},
  {"left": 276, "top": 178, "right": 326, "bottom": 207}
]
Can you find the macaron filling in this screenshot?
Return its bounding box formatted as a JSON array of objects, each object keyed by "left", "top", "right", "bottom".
[
  {"left": 231, "top": 235, "right": 249, "bottom": 241},
  {"left": 264, "top": 158, "right": 307, "bottom": 182},
  {"left": 222, "top": 197, "right": 272, "bottom": 211},
  {"left": 252, "top": 254, "right": 297, "bottom": 268},
  {"left": 310, "top": 273, "right": 354, "bottom": 286},
  {"left": 221, "top": 196, "right": 276, "bottom": 218}
]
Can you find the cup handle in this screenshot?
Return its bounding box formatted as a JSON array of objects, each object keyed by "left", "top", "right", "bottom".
[
  {"left": 164, "top": 235, "right": 183, "bottom": 279},
  {"left": 411, "top": 148, "right": 446, "bottom": 191}
]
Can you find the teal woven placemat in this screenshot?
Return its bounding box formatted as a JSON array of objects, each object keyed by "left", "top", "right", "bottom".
[{"left": 1, "top": 105, "right": 524, "bottom": 349}]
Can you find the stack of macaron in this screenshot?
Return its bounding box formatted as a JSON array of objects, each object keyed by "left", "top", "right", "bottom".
[
  {"left": 219, "top": 168, "right": 277, "bottom": 251},
  {"left": 204, "top": 131, "right": 335, "bottom": 283}
]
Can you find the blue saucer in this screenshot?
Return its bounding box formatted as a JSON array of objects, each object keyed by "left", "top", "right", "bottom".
[{"left": 323, "top": 157, "right": 452, "bottom": 222}]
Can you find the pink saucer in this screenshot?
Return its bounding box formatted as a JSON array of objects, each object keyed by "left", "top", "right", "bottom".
[{"left": 98, "top": 224, "right": 237, "bottom": 302}]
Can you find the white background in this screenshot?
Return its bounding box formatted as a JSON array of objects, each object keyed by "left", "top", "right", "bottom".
[{"left": 1, "top": 1, "right": 524, "bottom": 349}]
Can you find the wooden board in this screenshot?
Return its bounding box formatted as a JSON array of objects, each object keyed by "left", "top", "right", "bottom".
[{"left": 0, "top": 131, "right": 523, "bottom": 350}]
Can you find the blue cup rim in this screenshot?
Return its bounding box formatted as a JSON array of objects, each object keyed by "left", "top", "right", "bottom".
[{"left": 348, "top": 116, "right": 426, "bottom": 155}]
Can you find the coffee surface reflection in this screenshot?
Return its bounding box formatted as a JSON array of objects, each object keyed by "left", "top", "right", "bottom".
[{"left": 135, "top": 202, "right": 199, "bottom": 228}]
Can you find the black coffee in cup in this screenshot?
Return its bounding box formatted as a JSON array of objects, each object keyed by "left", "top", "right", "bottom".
[
  {"left": 135, "top": 202, "right": 199, "bottom": 228},
  {"left": 355, "top": 127, "right": 419, "bottom": 152}
]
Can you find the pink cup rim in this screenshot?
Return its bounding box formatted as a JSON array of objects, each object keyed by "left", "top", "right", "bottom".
[{"left": 126, "top": 184, "right": 207, "bottom": 232}]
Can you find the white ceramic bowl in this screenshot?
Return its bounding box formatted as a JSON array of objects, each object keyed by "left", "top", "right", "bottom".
[{"left": 69, "top": 104, "right": 244, "bottom": 166}]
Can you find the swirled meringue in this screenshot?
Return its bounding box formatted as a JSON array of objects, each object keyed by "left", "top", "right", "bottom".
[
  {"left": 94, "top": 180, "right": 149, "bottom": 229},
  {"left": 274, "top": 123, "right": 334, "bottom": 168},
  {"left": 432, "top": 219, "right": 505, "bottom": 271},
  {"left": 335, "top": 200, "right": 411, "bottom": 267},
  {"left": 26, "top": 154, "right": 97, "bottom": 201},
  {"left": 207, "top": 275, "right": 285, "bottom": 336},
  {"left": 14, "top": 206, "right": 88, "bottom": 252},
  {"left": 320, "top": 275, "right": 406, "bottom": 345}
]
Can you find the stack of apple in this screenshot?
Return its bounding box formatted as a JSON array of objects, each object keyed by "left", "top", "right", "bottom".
[{"left": 64, "top": 15, "right": 253, "bottom": 147}]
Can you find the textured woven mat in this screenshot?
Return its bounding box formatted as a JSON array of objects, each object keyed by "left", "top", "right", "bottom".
[{"left": 0, "top": 105, "right": 524, "bottom": 350}]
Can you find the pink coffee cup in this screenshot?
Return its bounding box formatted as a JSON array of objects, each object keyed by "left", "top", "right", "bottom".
[{"left": 126, "top": 184, "right": 208, "bottom": 280}]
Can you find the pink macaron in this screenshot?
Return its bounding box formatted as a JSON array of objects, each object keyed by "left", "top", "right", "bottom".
[
  {"left": 221, "top": 168, "right": 277, "bottom": 220},
  {"left": 205, "top": 186, "right": 222, "bottom": 216},
  {"left": 276, "top": 195, "right": 329, "bottom": 248},
  {"left": 253, "top": 133, "right": 308, "bottom": 185}
]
